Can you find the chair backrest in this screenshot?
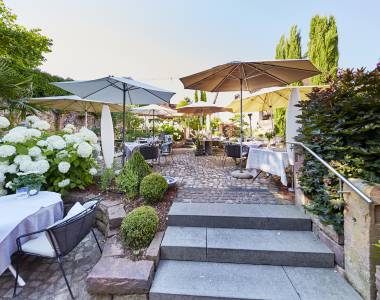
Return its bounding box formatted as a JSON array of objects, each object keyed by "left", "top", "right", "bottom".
[
  {"left": 139, "top": 145, "right": 159, "bottom": 160},
  {"left": 161, "top": 142, "right": 172, "bottom": 154},
  {"left": 47, "top": 201, "right": 98, "bottom": 257},
  {"left": 225, "top": 143, "right": 241, "bottom": 158}
]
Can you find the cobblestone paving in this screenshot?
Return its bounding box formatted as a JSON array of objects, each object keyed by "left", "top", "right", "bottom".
[
  {"left": 0, "top": 230, "right": 106, "bottom": 300},
  {"left": 0, "top": 148, "right": 293, "bottom": 300},
  {"left": 155, "top": 148, "right": 293, "bottom": 204}
]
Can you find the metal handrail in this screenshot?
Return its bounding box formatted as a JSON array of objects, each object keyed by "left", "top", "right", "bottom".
[{"left": 288, "top": 141, "right": 373, "bottom": 204}]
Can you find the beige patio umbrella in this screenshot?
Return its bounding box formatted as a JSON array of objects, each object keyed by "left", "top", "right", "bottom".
[
  {"left": 28, "top": 95, "right": 124, "bottom": 127},
  {"left": 180, "top": 59, "right": 320, "bottom": 176}
]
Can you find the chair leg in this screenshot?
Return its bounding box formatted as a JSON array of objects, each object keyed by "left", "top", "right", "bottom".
[
  {"left": 91, "top": 229, "right": 102, "bottom": 253},
  {"left": 57, "top": 256, "right": 74, "bottom": 299},
  {"left": 13, "top": 252, "right": 20, "bottom": 297},
  {"left": 222, "top": 155, "right": 226, "bottom": 168}
]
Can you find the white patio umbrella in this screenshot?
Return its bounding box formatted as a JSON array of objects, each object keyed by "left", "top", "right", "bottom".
[
  {"left": 52, "top": 76, "right": 175, "bottom": 164},
  {"left": 130, "top": 104, "right": 178, "bottom": 139},
  {"left": 28, "top": 95, "right": 124, "bottom": 127}
]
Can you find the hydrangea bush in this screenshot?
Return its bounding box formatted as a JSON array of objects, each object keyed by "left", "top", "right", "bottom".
[{"left": 0, "top": 116, "right": 99, "bottom": 195}]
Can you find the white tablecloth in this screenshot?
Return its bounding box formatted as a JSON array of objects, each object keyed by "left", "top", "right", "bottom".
[
  {"left": 0, "top": 191, "right": 63, "bottom": 275},
  {"left": 246, "top": 148, "right": 289, "bottom": 186}
]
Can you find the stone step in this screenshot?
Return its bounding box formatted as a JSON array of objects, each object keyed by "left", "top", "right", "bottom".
[
  {"left": 150, "top": 260, "right": 362, "bottom": 300},
  {"left": 161, "top": 226, "right": 334, "bottom": 268},
  {"left": 168, "top": 203, "right": 311, "bottom": 231}
]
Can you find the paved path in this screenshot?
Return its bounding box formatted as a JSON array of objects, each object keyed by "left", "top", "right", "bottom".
[{"left": 155, "top": 148, "right": 293, "bottom": 204}]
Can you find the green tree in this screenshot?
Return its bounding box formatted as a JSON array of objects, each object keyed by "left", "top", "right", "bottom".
[
  {"left": 308, "top": 15, "right": 339, "bottom": 84},
  {"left": 275, "top": 35, "right": 287, "bottom": 59},
  {"left": 0, "top": 0, "right": 52, "bottom": 69},
  {"left": 194, "top": 90, "right": 199, "bottom": 102},
  {"left": 200, "top": 91, "right": 207, "bottom": 102},
  {"left": 287, "top": 25, "right": 301, "bottom": 59}
]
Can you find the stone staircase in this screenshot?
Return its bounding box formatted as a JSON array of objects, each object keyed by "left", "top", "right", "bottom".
[{"left": 150, "top": 203, "right": 362, "bottom": 300}]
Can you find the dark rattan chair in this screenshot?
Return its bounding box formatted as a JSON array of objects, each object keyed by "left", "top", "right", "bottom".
[
  {"left": 222, "top": 143, "right": 248, "bottom": 167},
  {"left": 139, "top": 144, "right": 159, "bottom": 162},
  {"left": 13, "top": 198, "right": 102, "bottom": 299}
]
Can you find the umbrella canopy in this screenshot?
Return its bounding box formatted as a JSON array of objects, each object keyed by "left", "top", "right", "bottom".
[
  {"left": 177, "top": 102, "right": 232, "bottom": 115},
  {"left": 226, "top": 85, "right": 326, "bottom": 113},
  {"left": 28, "top": 95, "right": 124, "bottom": 113},
  {"left": 52, "top": 76, "right": 175, "bottom": 164},
  {"left": 130, "top": 104, "right": 178, "bottom": 138},
  {"left": 180, "top": 60, "right": 320, "bottom": 173}
]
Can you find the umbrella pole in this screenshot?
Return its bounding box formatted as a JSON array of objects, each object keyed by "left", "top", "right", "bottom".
[
  {"left": 122, "top": 87, "right": 126, "bottom": 166},
  {"left": 85, "top": 111, "right": 88, "bottom": 128},
  {"left": 153, "top": 110, "right": 155, "bottom": 140},
  {"left": 240, "top": 79, "right": 243, "bottom": 173}
]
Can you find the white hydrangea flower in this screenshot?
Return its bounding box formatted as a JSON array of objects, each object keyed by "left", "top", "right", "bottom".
[
  {"left": 32, "top": 120, "right": 50, "bottom": 131},
  {"left": 0, "top": 162, "right": 9, "bottom": 173},
  {"left": 3, "top": 127, "right": 27, "bottom": 143},
  {"left": 28, "top": 146, "right": 42, "bottom": 157},
  {"left": 14, "top": 155, "right": 32, "bottom": 165},
  {"left": 63, "top": 134, "right": 81, "bottom": 144},
  {"left": 0, "top": 172, "right": 5, "bottom": 183},
  {"left": 5, "top": 181, "right": 13, "bottom": 189},
  {"left": 27, "top": 128, "right": 42, "bottom": 138},
  {"left": 56, "top": 150, "right": 69, "bottom": 159},
  {"left": 47, "top": 135, "right": 66, "bottom": 150},
  {"left": 7, "top": 163, "right": 17, "bottom": 174},
  {"left": 92, "top": 143, "right": 101, "bottom": 153},
  {"left": 35, "top": 160, "right": 50, "bottom": 174},
  {"left": 58, "top": 179, "right": 70, "bottom": 188},
  {"left": 58, "top": 161, "right": 70, "bottom": 174},
  {"left": 37, "top": 140, "right": 48, "bottom": 147},
  {"left": 35, "top": 155, "right": 46, "bottom": 161},
  {"left": 0, "top": 116, "right": 10, "bottom": 129},
  {"left": 0, "top": 188, "right": 7, "bottom": 196},
  {"left": 89, "top": 168, "right": 97, "bottom": 176},
  {"left": 77, "top": 142, "right": 93, "bottom": 158},
  {"left": 19, "top": 159, "right": 49, "bottom": 174},
  {"left": 0, "top": 145, "right": 16, "bottom": 158},
  {"left": 76, "top": 127, "right": 97, "bottom": 144},
  {"left": 25, "top": 115, "right": 40, "bottom": 125},
  {"left": 63, "top": 124, "right": 76, "bottom": 134}
]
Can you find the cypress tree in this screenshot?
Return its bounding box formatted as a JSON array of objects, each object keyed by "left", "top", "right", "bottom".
[
  {"left": 287, "top": 25, "right": 302, "bottom": 59},
  {"left": 201, "top": 91, "right": 207, "bottom": 102},
  {"left": 308, "top": 15, "right": 339, "bottom": 84},
  {"left": 194, "top": 90, "right": 199, "bottom": 102},
  {"left": 275, "top": 35, "right": 287, "bottom": 59}
]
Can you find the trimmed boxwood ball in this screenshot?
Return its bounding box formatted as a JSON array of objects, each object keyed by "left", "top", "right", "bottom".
[
  {"left": 140, "top": 173, "right": 168, "bottom": 204},
  {"left": 120, "top": 206, "right": 159, "bottom": 250}
]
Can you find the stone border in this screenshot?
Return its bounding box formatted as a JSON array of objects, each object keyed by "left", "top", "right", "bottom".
[{"left": 84, "top": 196, "right": 165, "bottom": 298}]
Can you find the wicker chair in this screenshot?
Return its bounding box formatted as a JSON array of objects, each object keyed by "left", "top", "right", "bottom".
[
  {"left": 222, "top": 143, "right": 248, "bottom": 167},
  {"left": 13, "top": 198, "right": 102, "bottom": 299},
  {"left": 139, "top": 144, "right": 159, "bottom": 163}
]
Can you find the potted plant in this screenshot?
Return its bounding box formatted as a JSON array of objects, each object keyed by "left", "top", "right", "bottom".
[
  {"left": 265, "top": 131, "right": 275, "bottom": 148},
  {"left": 194, "top": 134, "right": 205, "bottom": 156},
  {"left": 11, "top": 173, "right": 46, "bottom": 196}
]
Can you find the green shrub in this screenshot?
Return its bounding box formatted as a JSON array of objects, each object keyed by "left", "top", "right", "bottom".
[
  {"left": 116, "top": 152, "right": 151, "bottom": 198},
  {"left": 120, "top": 206, "right": 159, "bottom": 250},
  {"left": 100, "top": 168, "right": 115, "bottom": 191},
  {"left": 140, "top": 173, "right": 168, "bottom": 203}
]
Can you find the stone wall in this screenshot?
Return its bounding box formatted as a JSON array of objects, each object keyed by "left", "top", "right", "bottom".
[{"left": 344, "top": 179, "right": 380, "bottom": 300}]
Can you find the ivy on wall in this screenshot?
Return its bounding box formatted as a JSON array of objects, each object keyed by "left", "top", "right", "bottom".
[{"left": 297, "top": 65, "right": 380, "bottom": 233}]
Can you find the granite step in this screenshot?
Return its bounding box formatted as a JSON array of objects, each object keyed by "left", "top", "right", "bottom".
[
  {"left": 168, "top": 203, "right": 311, "bottom": 231},
  {"left": 150, "top": 260, "right": 362, "bottom": 300},
  {"left": 161, "top": 226, "right": 334, "bottom": 268}
]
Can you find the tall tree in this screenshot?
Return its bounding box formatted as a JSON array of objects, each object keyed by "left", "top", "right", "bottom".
[
  {"left": 308, "top": 15, "right": 339, "bottom": 84},
  {"left": 200, "top": 91, "right": 207, "bottom": 102},
  {"left": 275, "top": 35, "right": 287, "bottom": 59},
  {"left": 194, "top": 90, "right": 199, "bottom": 102}
]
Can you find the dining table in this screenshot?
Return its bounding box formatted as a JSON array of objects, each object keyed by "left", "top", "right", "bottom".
[
  {"left": 246, "top": 147, "right": 290, "bottom": 186},
  {"left": 0, "top": 191, "right": 63, "bottom": 285}
]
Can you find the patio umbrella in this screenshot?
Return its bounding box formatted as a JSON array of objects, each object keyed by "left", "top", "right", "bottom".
[
  {"left": 226, "top": 85, "right": 326, "bottom": 113},
  {"left": 52, "top": 76, "right": 175, "bottom": 164},
  {"left": 130, "top": 104, "right": 178, "bottom": 139},
  {"left": 180, "top": 59, "right": 320, "bottom": 175},
  {"left": 28, "top": 95, "right": 124, "bottom": 127}
]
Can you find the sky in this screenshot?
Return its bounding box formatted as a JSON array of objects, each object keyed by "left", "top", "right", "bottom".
[{"left": 5, "top": 0, "right": 380, "bottom": 106}]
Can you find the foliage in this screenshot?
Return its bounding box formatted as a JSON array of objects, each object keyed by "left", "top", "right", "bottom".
[
  {"left": 140, "top": 173, "right": 168, "bottom": 204},
  {"left": 120, "top": 205, "right": 159, "bottom": 250},
  {"left": 0, "top": 0, "right": 52, "bottom": 70},
  {"left": 11, "top": 173, "right": 46, "bottom": 190},
  {"left": 210, "top": 117, "right": 221, "bottom": 133},
  {"left": 229, "top": 114, "right": 248, "bottom": 128},
  {"left": 176, "top": 98, "right": 190, "bottom": 108},
  {"left": 100, "top": 168, "right": 115, "bottom": 192},
  {"left": 26, "top": 69, "right": 71, "bottom": 98},
  {"left": 297, "top": 65, "right": 380, "bottom": 233},
  {"left": 159, "top": 123, "right": 183, "bottom": 141},
  {"left": 116, "top": 151, "right": 151, "bottom": 198},
  {"left": 273, "top": 108, "right": 286, "bottom": 137},
  {"left": 194, "top": 90, "right": 199, "bottom": 102},
  {"left": 308, "top": 15, "right": 339, "bottom": 84},
  {"left": 0, "top": 116, "right": 98, "bottom": 195},
  {"left": 113, "top": 110, "right": 144, "bottom": 139},
  {"left": 275, "top": 25, "right": 302, "bottom": 86},
  {"left": 200, "top": 91, "right": 207, "bottom": 102}
]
